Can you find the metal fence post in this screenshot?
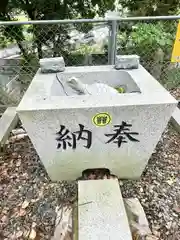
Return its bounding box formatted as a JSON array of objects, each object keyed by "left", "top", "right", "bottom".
[{"left": 108, "top": 20, "right": 118, "bottom": 65}]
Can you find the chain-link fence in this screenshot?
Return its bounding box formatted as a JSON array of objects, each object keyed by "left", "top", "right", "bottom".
[
  {"left": 0, "top": 16, "right": 180, "bottom": 114},
  {"left": 117, "top": 19, "right": 180, "bottom": 89}
]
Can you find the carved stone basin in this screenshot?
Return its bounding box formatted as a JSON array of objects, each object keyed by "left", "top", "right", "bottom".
[{"left": 17, "top": 64, "right": 177, "bottom": 181}]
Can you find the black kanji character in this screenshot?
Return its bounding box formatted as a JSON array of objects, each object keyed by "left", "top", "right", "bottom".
[
  {"left": 56, "top": 125, "right": 76, "bottom": 150},
  {"left": 105, "top": 121, "right": 139, "bottom": 148},
  {"left": 73, "top": 124, "right": 92, "bottom": 149}
]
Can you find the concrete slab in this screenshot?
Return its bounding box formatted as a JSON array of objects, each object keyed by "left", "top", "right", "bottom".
[
  {"left": 0, "top": 107, "right": 18, "bottom": 148},
  {"left": 17, "top": 64, "right": 177, "bottom": 181},
  {"left": 171, "top": 107, "right": 180, "bottom": 133},
  {"left": 78, "top": 179, "right": 132, "bottom": 240},
  {"left": 124, "top": 198, "right": 151, "bottom": 238},
  {"left": 51, "top": 205, "right": 72, "bottom": 240}
]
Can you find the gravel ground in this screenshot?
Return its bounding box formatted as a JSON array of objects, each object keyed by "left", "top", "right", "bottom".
[
  {"left": 0, "top": 89, "right": 179, "bottom": 240},
  {"left": 0, "top": 137, "right": 77, "bottom": 240},
  {"left": 121, "top": 124, "right": 180, "bottom": 240},
  {"left": 170, "top": 88, "right": 180, "bottom": 100}
]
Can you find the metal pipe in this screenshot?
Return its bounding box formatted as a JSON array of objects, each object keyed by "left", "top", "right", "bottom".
[
  {"left": 0, "top": 19, "right": 108, "bottom": 26},
  {"left": 108, "top": 20, "right": 118, "bottom": 65},
  {"left": 0, "top": 15, "right": 180, "bottom": 26},
  {"left": 108, "top": 22, "right": 112, "bottom": 65},
  {"left": 108, "top": 15, "right": 180, "bottom": 21},
  {"left": 0, "top": 105, "right": 17, "bottom": 108}
]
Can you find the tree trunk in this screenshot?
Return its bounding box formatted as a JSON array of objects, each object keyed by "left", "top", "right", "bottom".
[
  {"left": 36, "top": 40, "right": 43, "bottom": 59},
  {"left": 17, "top": 41, "right": 28, "bottom": 58},
  {"left": 0, "top": 0, "right": 8, "bottom": 13},
  {"left": 25, "top": 4, "right": 43, "bottom": 59}
]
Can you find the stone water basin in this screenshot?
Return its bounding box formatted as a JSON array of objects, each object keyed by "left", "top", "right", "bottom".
[{"left": 17, "top": 65, "right": 177, "bottom": 181}]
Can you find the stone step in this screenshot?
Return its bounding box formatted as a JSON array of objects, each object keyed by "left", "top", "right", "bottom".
[
  {"left": 78, "top": 179, "right": 132, "bottom": 240},
  {"left": 0, "top": 107, "right": 18, "bottom": 150}
]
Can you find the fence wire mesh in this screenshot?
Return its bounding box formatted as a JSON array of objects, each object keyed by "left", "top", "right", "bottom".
[
  {"left": 0, "top": 21, "right": 109, "bottom": 113},
  {"left": 117, "top": 19, "right": 179, "bottom": 90},
  {"left": 0, "top": 18, "right": 180, "bottom": 114}
]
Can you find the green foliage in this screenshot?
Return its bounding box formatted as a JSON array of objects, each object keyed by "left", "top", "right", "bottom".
[
  {"left": 1, "top": 0, "right": 115, "bottom": 58},
  {"left": 0, "top": 23, "right": 24, "bottom": 49},
  {"left": 116, "top": 1, "right": 180, "bottom": 90},
  {"left": 3, "top": 24, "right": 25, "bottom": 42},
  {"left": 117, "top": 21, "right": 179, "bottom": 89},
  {"left": 0, "top": 34, "right": 9, "bottom": 48},
  {"left": 119, "top": 0, "right": 180, "bottom": 16},
  {"left": 1, "top": 0, "right": 179, "bottom": 91},
  {"left": 131, "top": 23, "right": 173, "bottom": 47},
  {"left": 162, "top": 68, "right": 180, "bottom": 89},
  {"left": 117, "top": 22, "right": 174, "bottom": 57}
]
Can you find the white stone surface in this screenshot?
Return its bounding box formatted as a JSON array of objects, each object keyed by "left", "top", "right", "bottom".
[
  {"left": 17, "top": 64, "right": 177, "bottom": 180},
  {"left": 171, "top": 107, "right": 180, "bottom": 133},
  {"left": 124, "top": 198, "right": 151, "bottom": 237},
  {"left": 40, "top": 57, "right": 65, "bottom": 73},
  {"left": 0, "top": 107, "right": 18, "bottom": 147},
  {"left": 78, "top": 179, "right": 132, "bottom": 240},
  {"left": 115, "top": 55, "right": 140, "bottom": 69},
  {"left": 66, "top": 77, "right": 119, "bottom": 95}
]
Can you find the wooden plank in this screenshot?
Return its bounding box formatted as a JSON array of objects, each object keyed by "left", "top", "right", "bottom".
[
  {"left": 171, "top": 107, "right": 180, "bottom": 133},
  {"left": 78, "top": 179, "right": 132, "bottom": 240},
  {"left": 0, "top": 107, "right": 18, "bottom": 148}
]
